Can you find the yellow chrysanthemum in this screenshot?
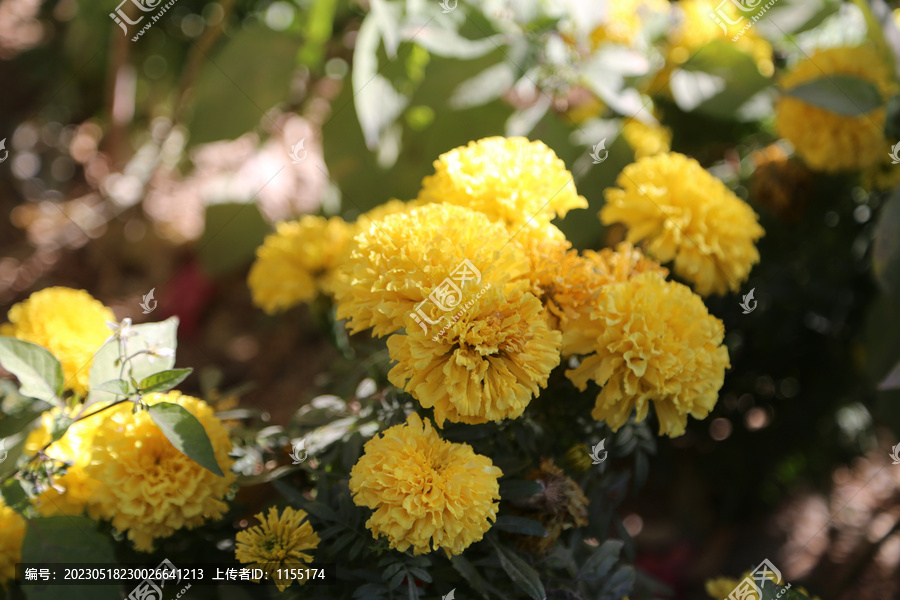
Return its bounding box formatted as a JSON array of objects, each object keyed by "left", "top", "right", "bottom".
[
  {"left": 651, "top": 0, "right": 773, "bottom": 93},
  {"left": 622, "top": 118, "right": 672, "bottom": 159},
  {"left": 417, "top": 137, "right": 588, "bottom": 229},
  {"left": 23, "top": 406, "right": 109, "bottom": 517},
  {"left": 565, "top": 272, "right": 730, "bottom": 437},
  {"left": 235, "top": 506, "right": 320, "bottom": 592},
  {"left": 0, "top": 498, "right": 26, "bottom": 587},
  {"left": 387, "top": 285, "right": 561, "bottom": 427},
  {"left": 85, "top": 391, "right": 236, "bottom": 552},
  {"left": 334, "top": 203, "right": 532, "bottom": 337},
  {"left": 600, "top": 152, "right": 764, "bottom": 296},
  {"left": 247, "top": 215, "right": 352, "bottom": 314},
  {"left": 590, "top": 0, "right": 669, "bottom": 47},
  {"left": 349, "top": 413, "right": 502, "bottom": 556},
  {"left": 775, "top": 46, "right": 895, "bottom": 173},
  {"left": 2, "top": 287, "right": 114, "bottom": 396}
]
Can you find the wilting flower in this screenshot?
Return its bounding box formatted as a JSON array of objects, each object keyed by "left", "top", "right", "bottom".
[
  {"left": 349, "top": 413, "right": 502, "bottom": 556},
  {"left": 85, "top": 391, "right": 236, "bottom": 551},
  {"left": 235, "top": 506, "right": 320, "bottom": 591},
  {"left": 622, "top": 118, "right": 672, "bottom": 160},
  {"left": 417, "top": 137, "right": 587, "bottom": 229},
  {"left": 1, "top": 287, "right": 115, "bottom": 396},
  {"left": 387, "top": 285, "right": 561, "bottom": 427},
  {"left": 247, "top": 215, "right": 352, "bottom": 313},
  {"left": 775, "top": 46, "right": 895, "bottom": 173},
  {"left": 565, "top": 272, "right": 730, "bottom": 437},
  {"left": 600, "top": 152, "right": 764, "bottom": 296},
  {"left": 0, "top": 498, "right": 26, "bottom": 586},
  {"left": 749, "top": 143, "right": 812, "bottom": 222},
  {"left": 23, "top": 406, "right": 109, "bottom": 517},
  {"left": 510, "top": 458, "right": 589, "bottom": 555},
  {"left": 334, "top": 203, "right": 532, "bottom": 337}
]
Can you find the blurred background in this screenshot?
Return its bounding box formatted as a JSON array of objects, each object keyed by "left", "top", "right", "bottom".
[{"left": 2, "top": 0, "right": 900, "bottom": 598}]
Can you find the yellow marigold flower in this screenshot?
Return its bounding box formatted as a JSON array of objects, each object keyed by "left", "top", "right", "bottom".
[
  {"left": 387, "top": 286, "right": 561, "bottom": 427},
  {"left": 2, "top": 287, "right": 114, "bottom": 396},
  {"left": 85, "top": 391, "right": 236, "bottom": 552},
  {"left": 417, "top": 137, "right": 588, "bottom": 229},
  {"left": 247, "top": 215, "right": 352, "bottom": 314},
  {"left": 0, "top": 498, "right": 26, "bottom": 587},
  {"left": 622, "top": 118, "right": 672, "bottom": 159},
  {"left": 510, "top": 458, "right": 588, "bottom": 555},
  {"left": 565, "top": 272, "right": 730, "bottom": 437},
  {"left": 235, "top": 506, "right": 320, "bottom": 592},
  {"left": 775, "top": 46, "right": 895, "bottom": 173},
  {"left": 589, "top": 0, "right": 669, "bottom": 47},
  {"left": 334, "top": 203, "right": 532, "bottom": 337},
  {"left": 349, "top": 413, "right": 502, "bottom": 556},
  {"left": 600, "top": 152, "right": 764, "bottom": 296},
  {"left": 23, "top": 406, "right": 108, "bottom": 517}
]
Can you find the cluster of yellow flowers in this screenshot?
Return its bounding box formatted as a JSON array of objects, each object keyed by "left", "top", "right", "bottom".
[{"left": 248, "top": 136, "right": 762, "bottom": 556}]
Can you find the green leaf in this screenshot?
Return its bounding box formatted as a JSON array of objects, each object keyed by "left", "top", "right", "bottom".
[
  {"left": 783, "top": 74, "right": 884, "bottom": 116},
  {"left": 91, "top": 379, "right": 132, "bottom": 396},
  {"left": 49, "top": 412, "right": 74, "bottom": 443},
  {"left": 449, "top": 62, "right": 516, "bottom": 109},
  {"left": 494, "top": 515, "right": 548, "bottom": 537},
  {"left": 490, "top": 537, "right": 546, "bottom": 600},
  {"left": 21, "top": 516, "right": 119, "bottom": 600},
  {"left": 0, "top": 400, "right": 51, "bottom": 438},
  {"left": 197, "top": 203, "right": 271, "bottom": 276},
  {"left": 499, "top": 479, "right": 544, "bottom": 499},
  {"left": 139, "top": 368, "right": 193, "bottom": 394},
  {"left": 186, "top": 26, "right": 303, "bottom": 145},
  {"left": 407, "top": 26, "right": 504, "bottom": 59},
  {"left": 873, "top": 189, "right": 900, "bottom": 295},
  {"left": 87, "top": 317, "right": 179, "bottom": 406},
  {"left": 1, "top": 478, "right": 30, "bottom": 515},
  {"left": 578, "top": 539, "right": 623, "bottom": 581},
  {"left": 600, "top": 566, "right": 636, "bottom": 600},
  {"left": 450, "top": 554, "right": 497, "bottom": 600},
  {"left": 147, "top": 402, "right": 225, "bottom": 476},
  {"left": 0, "top": 338, "right": 64, "bottom": 406}
]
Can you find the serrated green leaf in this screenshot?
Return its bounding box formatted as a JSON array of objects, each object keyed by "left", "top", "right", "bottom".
[
  {"left": 494, "top": 515, "right": 548, "bottom": 537},
  {"left": 499, "top": 479, "right": 543, "bottom": 500},
  {"left": 783, "top": 74, "right": 884, "bottom": 116},
  {"left": 490, "top": 538, "right": 546, "bottom": 600},
  {"left": 139, "top": 368, "right": 193, "bottom": 394},
  {"left": 0, "top": 338, "right": 64, "bottom": 406},
  {"left": 578, "top": 539, "right": 623, "bottom": 581},
  {"left": 147, "top": 402, "right": 225, "bottom": 476}
]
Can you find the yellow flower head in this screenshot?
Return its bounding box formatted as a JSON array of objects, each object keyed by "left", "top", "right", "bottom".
[
  {"left": 334, "top": 203, "right": 532, "bottom": 337},
  {"left": 0, "top": 498, "right": 26, "bottom": 586},
  {"left": 417, "top": 137, "right": 588, "bottom": 229},
  {"left": 349, "top": 413, "right": 502, "bottom": 556},
  {"left": 589, "top": 0, "right": 669, "bottom": 47},
  {"left": 600, "top": 152, "right": 764, "bottom": 296},
  {"left": 565, "top": 272, "right": 730, "bottom": 437},
  {"left": 386, "top": 285, "right": 561, "bottom": 427},
  {"left": 24, "top": 406, "right": 108, "bottom": 517},
  {"left": 670, "top": 0, "right": 772, "bottom": 72},
  {"left": 248, "top": 215, "right": 352, "bottom": 313},
  {"left": 622, "top": 118, "right": 672, "bottom": 160},
  {"left": 775, "top": 46, "right": 896, "bottom": 172},
  {"left": 235, "top": 506, "right": 320, "bottom": 592},
  {"left": 2, "top": 287, "right": 114, "bottom": 396},
  {"left": 85, "top": 391, "right": 236, "bottom": 552}
]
